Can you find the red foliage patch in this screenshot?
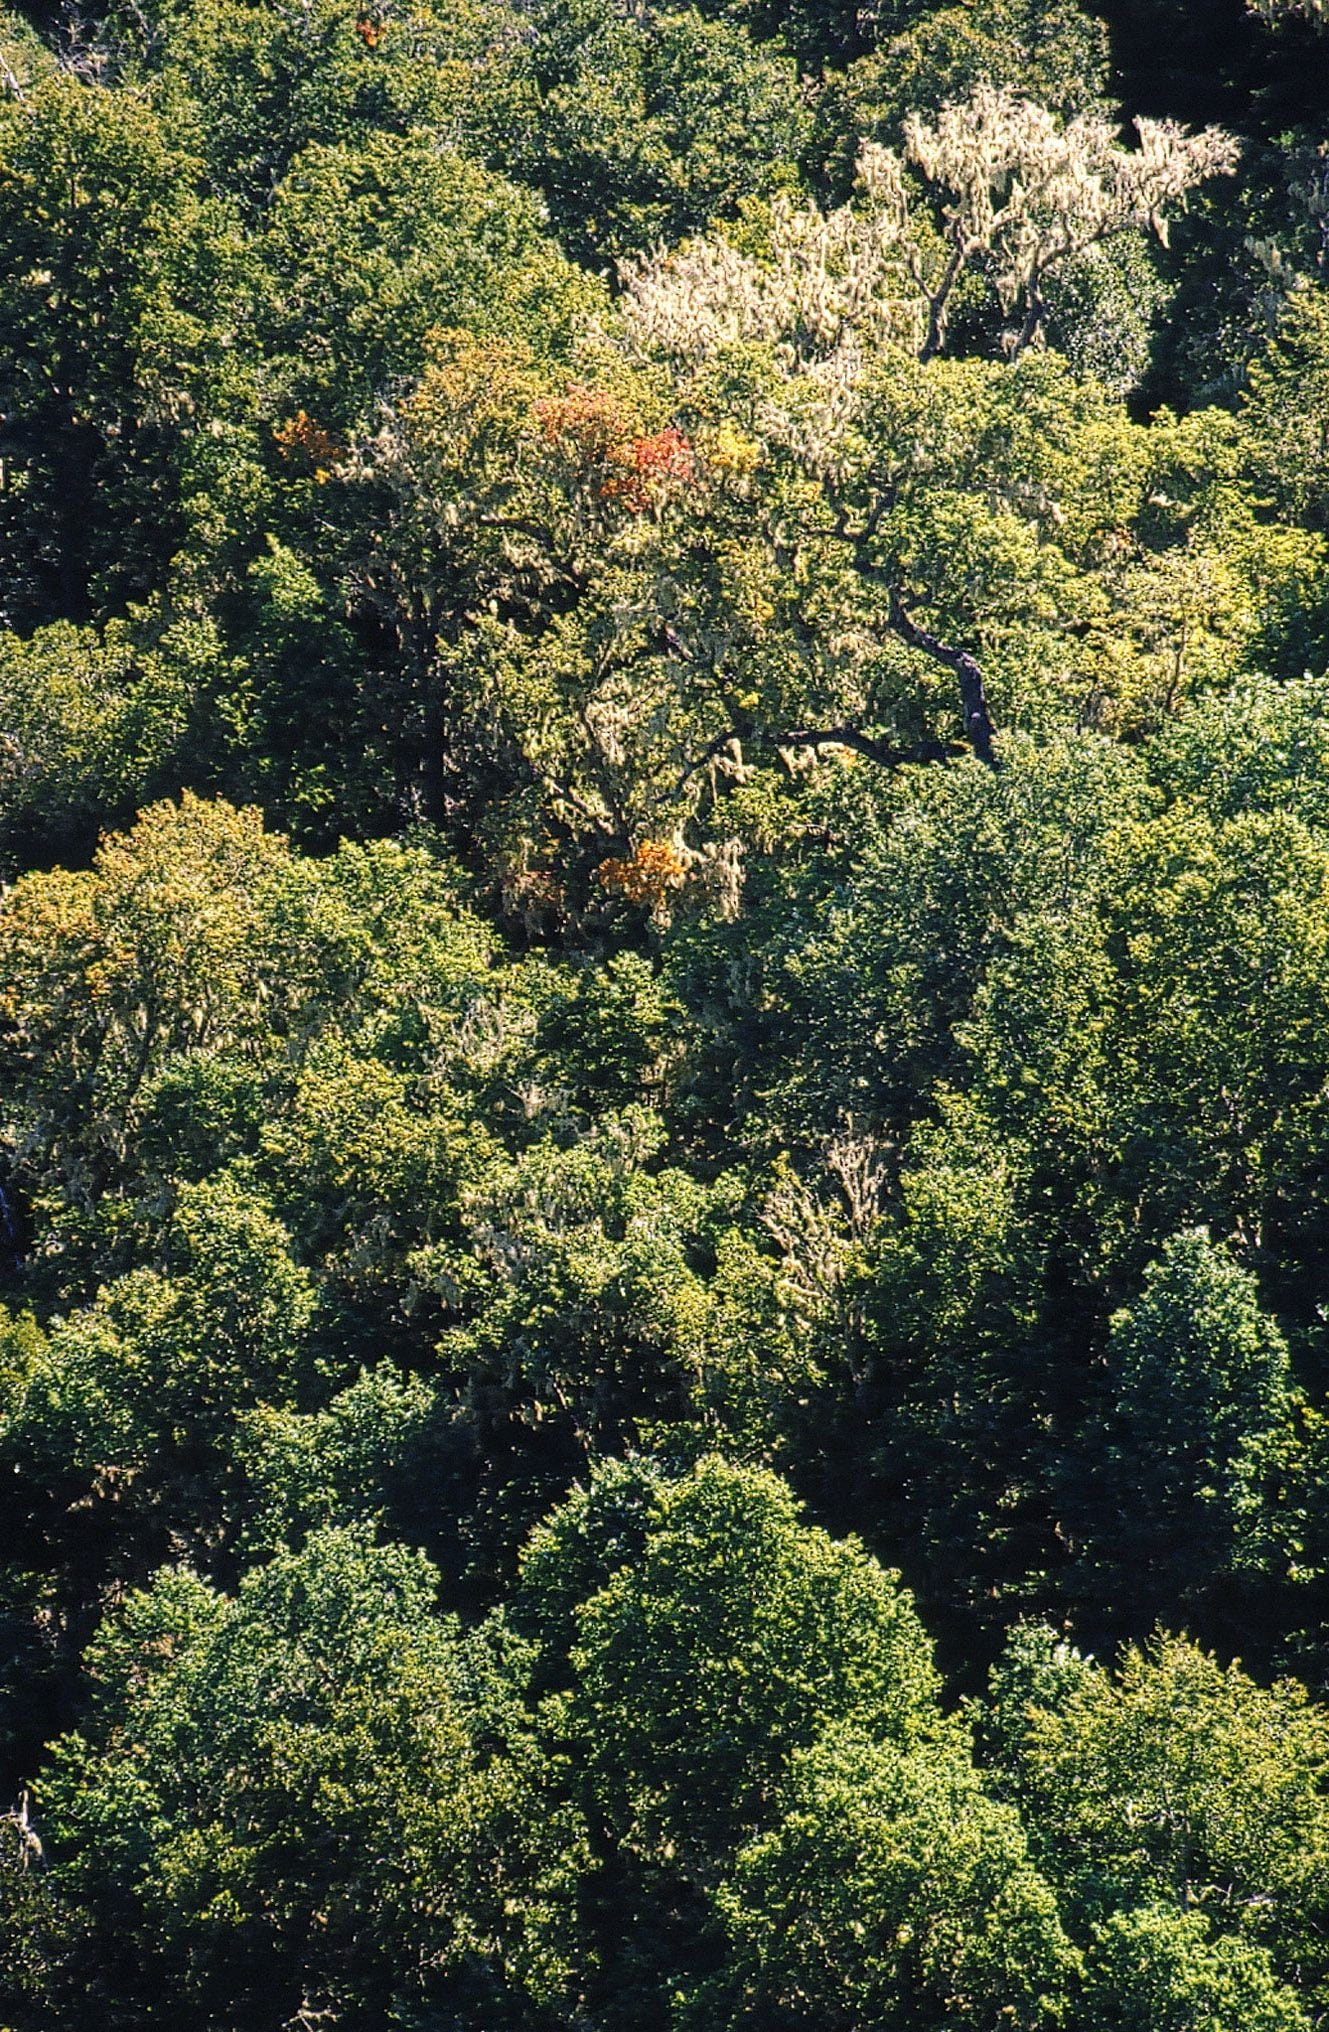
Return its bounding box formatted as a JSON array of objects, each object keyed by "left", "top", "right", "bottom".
[{"left": 535, "top": 390, "right": 693, "bottom": 510}]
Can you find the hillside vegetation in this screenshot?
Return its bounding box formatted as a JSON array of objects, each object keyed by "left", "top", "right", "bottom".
[{"left": 3, "top": 0, "right": 1329, "bottom": 2024}]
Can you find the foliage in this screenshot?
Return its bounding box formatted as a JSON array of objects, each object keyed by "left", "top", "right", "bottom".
[
  {"left": 1081, "top": 1904, "right": 1311, "bottom": 2032},
  {"left": 556, "top": 1456, "right": 941, "bottom": 1859},
  {"left": 4, "top": 0, "right": 1329, "bottom": 2025},
  {"left": 1009, "top": 1633, "right": 1329, "bottom": 1977},
  {"left": 715, "top": 1723, "right": 1078, "bottom": 2032},
  {"left": 1096, "top": 1229, "right": 1294, "bottom": 1615},
  {"left": 35, "top": 1528, "right": 556, "bottom": 2026}
]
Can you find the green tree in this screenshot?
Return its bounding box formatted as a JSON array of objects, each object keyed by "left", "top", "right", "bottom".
[
  {"left": 0, "top": 622, "right": 197, "bottom": 877},
  {"left": 510, "top": 1456, "right": 949, "bottom": 2027},
  {"left": 440, "top": 1114, "right": 721, "bottom": 1463},
  {"left": 1082, "top": 1904, "right": 1310, "bottom": 2032},
  {"left": 107, "top": 0, "right": 513, "bottom": 210},
  {"left": 0, "top": 794, "right": 360, "bottom": 1228},
  {"left": 828, "top": 0, "right": 1111, "bottom": 148},
  {"left": 560, "top": 1455, "right": 942, "bottom": 1864},
  {"left": 1097, "top": 1230, "right": 1293, "bottom": 1617},
  {"left": 0, "top": 73, "right": 248, "bottom": 627},
  {"left": 488, "top": 0, "right": 809, "bottom": 266},
  {"left": 14, "top": 1174, "right": 314, "bottom": 1486},
  {"left": 0, "top": 801, "right": 502, "bottom": 1279},
  {"left": 1242, "top": 290, "right": 1329, "bottom": 533},
  {"left": 233, "top": 1361, "right": 451, "bottom": 1557},
  {"left": 37, "top": 1528, "right": 554, "bottom": 2028},
  {"left": 1010, "top": 1633, "right": 1329, "bottom": 1987},
  {"left": 977, "top": 1620, "right": 1098, "bottom": 1776},
  {"left": 253, "top": 129, "right": 600, "bottom": 435},
  {"left": 715, "top": 1722, "right": 1078, "bottom": 2032}
]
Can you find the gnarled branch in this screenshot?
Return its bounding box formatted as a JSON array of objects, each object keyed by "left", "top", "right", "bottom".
[{"left": 888, "top": 589, "right": 998, "bottom": 766}]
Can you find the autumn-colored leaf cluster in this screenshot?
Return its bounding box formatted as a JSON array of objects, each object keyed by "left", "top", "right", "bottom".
[
  {"left": 536, "top": 387, "right": 693, "bottom": 509},
  {"left": 273, "top": 410, "right": 342, "bottom": 480},
  {"left": 596, "top": 838, "right": 689, "bottom": 907}
]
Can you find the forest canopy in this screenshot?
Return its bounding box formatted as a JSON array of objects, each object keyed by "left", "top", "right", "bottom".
[{"left": 2, "top": 0, "right": 1329, "bottom": 2023}]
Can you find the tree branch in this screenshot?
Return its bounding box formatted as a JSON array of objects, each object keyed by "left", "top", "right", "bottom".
[
  {"left": 671, "top": 727, "right": 746, "bottom": 799},
  {"left": 0, "top": 50, "right": 30, "bottom": 104},
  {"left": 887, "top": 589, "right": 998, "bottom": 766},
  {"left": 919, "top": 238, "right": 967, "bottom": 365},
  {"left": 1009, "top": 273, "right": 1049, "bottom": 361},
  {"left": 780, "top": 725, "right": 951, "bottom": 768}
]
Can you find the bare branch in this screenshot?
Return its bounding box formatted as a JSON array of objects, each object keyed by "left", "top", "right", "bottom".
[
  {"left": 671, "top": 727, "right": 747, "bottom": 799},
  {"left": 888, "top": 590, "right": 999, "bottom": 766},
  {"left": 779, "top": 723, "right": 951, "bottom": 768},
  {"left": 0, "top": 49, "right": 31, "bottom": 104}
]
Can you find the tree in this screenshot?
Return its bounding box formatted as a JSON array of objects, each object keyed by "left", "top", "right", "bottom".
[
  {"left": 441, "top": 1113, "right": 724, "bottom": 1463},
  {"left": 506, "top": 1456, "right": 950, "bottom": 2027},
  {"left": 0, "top": 1785, "right": 75, "bottom": 2032},
  {"left": 36, "top": 1528, "right": 553, "bottom": 2028},
  {"left": 233, "top": 1360, "right": 454, "bottom": 1560},
  {"left": 0, "top": 1174, "right": 318, "bottom": 1737},
  {"left": 13, "top": 1174, "right": 314, "bottom": 1485},
  {"left": 977, "top": 1620, "right": 1098, "bottom": 1776},
  {"left": 625, "top": 85, "right": 1237, "bottom": 365},
  {"left": 903, "top": 87, "right": 1239, "bottom": 357},
  {"left": 1242, "top": 290, "right": 1329, "bottom": 533},
  {"left": 0, "top": 72, "right": 248, "bottom": 628},
  {"left": 557, "top": 1456, "right": 941, "bottom": 1866},
  {"left": 105, "top": 0, "right": 514, "bottom": 212},
  {"left": 486, "top": 0, "right": 810, "bottom": 267},
  {"left": 252, "top": 129, "right": 601, "bottom": 436},
  {"left": 0, "top": 801, "right": 502, "bottom": 1269},
  {"left": 1248, "top": 0, "right": 1328, "bottom": 24},
  {"left": 1082, "top": 1904, "right": 1310, "bottom": 2032},
  {"left": 1097, "top": 1230, "right": 1293, "bottom": 1617},
  {"left": 813, "top": 0, "right": 1111, "bottom": 200},
  {"left": 0, "top": 621, "right": 195, "bottom": 878},
  {"left": 0, "top": 794, "right": 361, "bottom": 1224},
  {"left": 1009, "top": 1633, "right": 1329, "bottom": 1985},
  {"left": 714, "top": 1723, "right": 1078, "bottom": 2032}
]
